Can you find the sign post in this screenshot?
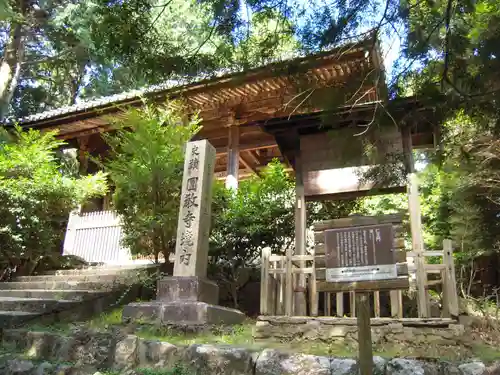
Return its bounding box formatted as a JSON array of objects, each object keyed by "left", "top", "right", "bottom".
[{"left": 324, "top": 223, "right": 397, "bottom": 375}]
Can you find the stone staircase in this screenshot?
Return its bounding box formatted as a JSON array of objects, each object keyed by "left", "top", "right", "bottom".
[{"left": 0, "top": 264, "right": 158, "bottom": 328}]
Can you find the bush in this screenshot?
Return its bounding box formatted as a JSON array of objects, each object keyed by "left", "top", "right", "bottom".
[
  {"left": 0, "top": 127, "right": 107, "bottom": 277},
  {"left": 209, "top": 161, "right": 295, "bottom": 307},
  {"left": 101, "top": 101, "right": 200, "bottom": 262}
]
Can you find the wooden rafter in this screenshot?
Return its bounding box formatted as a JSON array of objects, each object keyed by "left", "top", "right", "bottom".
[{"left": 239, "top": 153, "right": 259, "bottom": 175}]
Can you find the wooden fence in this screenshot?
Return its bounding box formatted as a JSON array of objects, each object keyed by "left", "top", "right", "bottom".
[
  {"left": 63, "top": 210, "right": 132, "bottom": 263},
  {"left": 260, "top": 238, "right": 459, "bottom": 318}
]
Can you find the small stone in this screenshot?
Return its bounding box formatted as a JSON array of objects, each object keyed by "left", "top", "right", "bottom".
[
  {"left": 255, "top": 349, "right": 330, "bottom": 375},
  {"left": 5, "top": 359, "right": 35, "bottom": 375},
  {"left": 330, "top": 358, "right": 357, "bottom": 375},
  {"left": 183, "top": 344, "right": 254, "bottom": 375},
  {"left": 327, "top": 326, "right": 350, "bottom": 338},
  {"left": 34, "top": 361, "right": 53, "bottom": 375},
  {"left": 449, "top": 324, "right": 465, "bottom": 336},
  {"left": 373, "top": 356, "right": 387, "bottom": 375},
  {"left": 387, "top": 323, "right": 404, "bottom": 332},
  {"left": 459, "top": 362, "right": 486, "bottom": 375},
  {"left": 137, "top": 339, "right": 179, "bottom": 367},
  {"left": 387, "top": 358, "right": 426, "bottom": 375},
  {"left": 113, "top": 335, "right": 139, "bottom": 369}
]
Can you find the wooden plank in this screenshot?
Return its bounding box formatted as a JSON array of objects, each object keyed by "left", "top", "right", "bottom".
[
  {"left": 407, "top": 251, "right": 444, "bottom": 257},
  {"left": 356, "top": 292, "right": 374, "bottom": 375},
  {"left": 285, "top": 244, "right": 293, "bottom": 316},
  {"left": 317, "top": 277, "right": 410, "bottom": 293},
  {"left": 326, "top": 292, "right": 332, "bottom": 316},
  {"left": 408, "top": 173, "right": 429, "bottom": 317},
  {"left": 390, "top": 290, "right": 402, "bottom": 318},
  {"left": 336, "top": 292, "right": 344, "bottom": 317},
  {"left": 407, "top": 264, "right": 446, "bottom": 271},
  {"left": 215, "top": 140, "right": 277, "bottom": 154},
  {"left": 239, "top": 153, "right": 258, "bottom": 175},
  {"left": 276, "top": 258, "right": 285, "bottom": 315},
  {"left": 309, "top": 264, "right": 318, "bottom": 316},
  {"left": 269, "top": 268, "right": 314, "bottom": 275},
  {"left": 443, "top": 239, "right": 459, "bottom": 317},
  {"left": 257, "top": 315, "right": 458, "bottom": 326},
  {"left": 269, "top": 255, "right": 285, "bottom": 262},
  {"left": 374, "top": 291, "right": 381, "bottom": 318},
  {"left": 260, "top": 248, "right": 271, "bottom": 315},
  {"left": 441, "top": 269, "right": 450, "bottom": 318}
]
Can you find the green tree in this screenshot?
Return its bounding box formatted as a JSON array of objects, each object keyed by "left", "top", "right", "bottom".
[
  {"left": 0, "top": 126, "right": 107, "bottom": 276},
  {"left": 209, "top": 160, "right": 359, "bottom": 307},
  {"left": 101, "top": 101, "right": 200, "bottom": 263},
  {"left": 209, "top": 160, "right": 295, "bottom": 307}
]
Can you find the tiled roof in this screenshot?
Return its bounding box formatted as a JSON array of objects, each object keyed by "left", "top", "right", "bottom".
[{"left": 9, "top": 38, "right": 374, "bottom": 126}]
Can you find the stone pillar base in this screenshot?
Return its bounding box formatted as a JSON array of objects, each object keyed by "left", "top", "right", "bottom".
[
  {"left": 123, "top": 301, "right": 245, "bottom": 326},
  {"left": 122, "top": 276, "right": 245, "bottom": 326}
]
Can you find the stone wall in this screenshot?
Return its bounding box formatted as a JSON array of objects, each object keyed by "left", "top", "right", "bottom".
[
  {"left": 1, "top": 329, "right": 497, "bottom": 375},
  {"left": 255, "top": 316, "right": 465, "bottom": 345}
]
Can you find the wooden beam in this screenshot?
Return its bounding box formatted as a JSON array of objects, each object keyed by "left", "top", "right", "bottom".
[
  {"left": 294, "top": 146, "right": 307, "bottom": 316},
  {"left": 239, "top": 153, "right": 258, "bottom": 175},
  {"left": 317, "top": 277, "right": 410, "bottom": 293},
  {"left": 216, "top": 140, "right": 277, "bottom": 155},
  {"left": 245, "top": 150, "right": 261, "bottom": 165}
]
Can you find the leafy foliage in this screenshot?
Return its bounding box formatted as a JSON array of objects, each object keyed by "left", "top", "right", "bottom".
[
  {"left": 209, "top": 160, "right": 295, "bottom": 307},
  {"left": 0, "top": 127, "right": 107, "bottom": 276},
  {"left": 100, "top": 101, "right": 200, "bottom": 262}
]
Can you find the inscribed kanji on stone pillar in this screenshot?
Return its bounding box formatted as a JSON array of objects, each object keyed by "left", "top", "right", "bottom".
[{"left": 173, "top": 140, "right": 216, "bottom": 277}]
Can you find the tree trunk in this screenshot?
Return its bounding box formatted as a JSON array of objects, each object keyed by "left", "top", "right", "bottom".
[{"left": 0, "top": 22, "right": 24, "bottom": 121}]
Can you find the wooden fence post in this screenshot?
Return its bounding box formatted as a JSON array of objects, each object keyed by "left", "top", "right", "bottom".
[
  {"left": 260, "top": 248, "right": 271, "bottom": 315},
  {"left": 408, "top": 174, "right": 429, "bottom": 317},
  {"left": 356, "top": 293, "right": 373, "bottom": 375},
  {"left": 336, "top": 292, "right": 344, "bottom": 317},
  {"left": 443, "top": 239, "right": 459, "bottom": 317},
  {"left": 309, "top": 266, "right": 318, "bottom": 316},
  {"left": 390, "top": 290, "right": 403, "bottom": 318},
  {"left": 374, "top": 291, "right": 380, "bottom": 318},
  {"left": 276, "top": 257, "right": 285, "bottom": 315},
  {"left": 350, "top": 291, "right": 356, "bottom": 317}
]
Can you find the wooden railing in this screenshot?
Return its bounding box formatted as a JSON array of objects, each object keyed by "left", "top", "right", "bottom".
[{"left": 260, "top": 239, "right": 459, "bottom": 319}]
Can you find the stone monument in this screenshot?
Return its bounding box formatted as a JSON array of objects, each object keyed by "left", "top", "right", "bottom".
[{"left": 122, "top": 140, "right": 245, "bottom": 326}]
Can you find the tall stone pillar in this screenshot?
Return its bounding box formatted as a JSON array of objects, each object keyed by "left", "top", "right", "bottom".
[{"left": 123, "top": 140, "right": 245, "bottom": 326}]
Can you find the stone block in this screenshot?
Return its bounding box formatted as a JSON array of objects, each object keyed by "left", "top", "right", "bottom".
[
  {"left": 156, "top": 276, "right": 218, "bottom": 305},
  {"left": 330, "top": 358, "right": 358, "bottom": 375},
  {"left": 122, "top": 302, "right": 162, "bottom": 324},
  {"left": 137, "top": 340, "right": 179, "bottom": 367},
  {"left": 255, "top": 349, "right": 331, "bottom": 375},
  {"left": 182, "top": 344, "right": 254, "bottom": 375},
  {"left": 387, "top": 359, "right": 426, "bottom": 375},
  {"left": 123, "top": 301, "right": 245, "bottom": 326},
  {"left": 113, "top": 335, "right": 139, "bottom": 370},
  {"left": 459, "top": 362, "right": 487, "bottom": 375}
]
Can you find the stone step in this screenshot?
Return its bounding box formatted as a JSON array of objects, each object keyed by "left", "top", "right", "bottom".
[
  {"left": 15, "top": 273, "right": 134, "bottom": 283},
  {"left": 0, "top": 289, "right": 104, "bottom": 300},
  {"left": 0, "top": 281, "right": 121, "bottom": 291},
  {"left": 43, "top": 264, "right": 158, "bottom": 276},
  {"left": 0, "top": 297, "right": 77, "bottom": 313},
  {"left": 0, "top": 310, "right": 40, "bottom": 328}
]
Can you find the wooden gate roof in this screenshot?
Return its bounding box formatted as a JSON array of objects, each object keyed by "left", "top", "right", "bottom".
[{"left": 7, "top": 37, "right": 439, "bottom": 177}]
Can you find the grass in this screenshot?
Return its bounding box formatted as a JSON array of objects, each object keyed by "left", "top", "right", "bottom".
[{"left": 16, "top": 306, "right": 500, "bottom": 363}]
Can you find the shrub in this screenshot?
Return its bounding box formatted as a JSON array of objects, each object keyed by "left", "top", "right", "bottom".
[
  {"left": 0, "top": 127, "right": 107, "bottom": 277},
  {"left": 101, "top": 101, "right": 200, "bottom": 262}
]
